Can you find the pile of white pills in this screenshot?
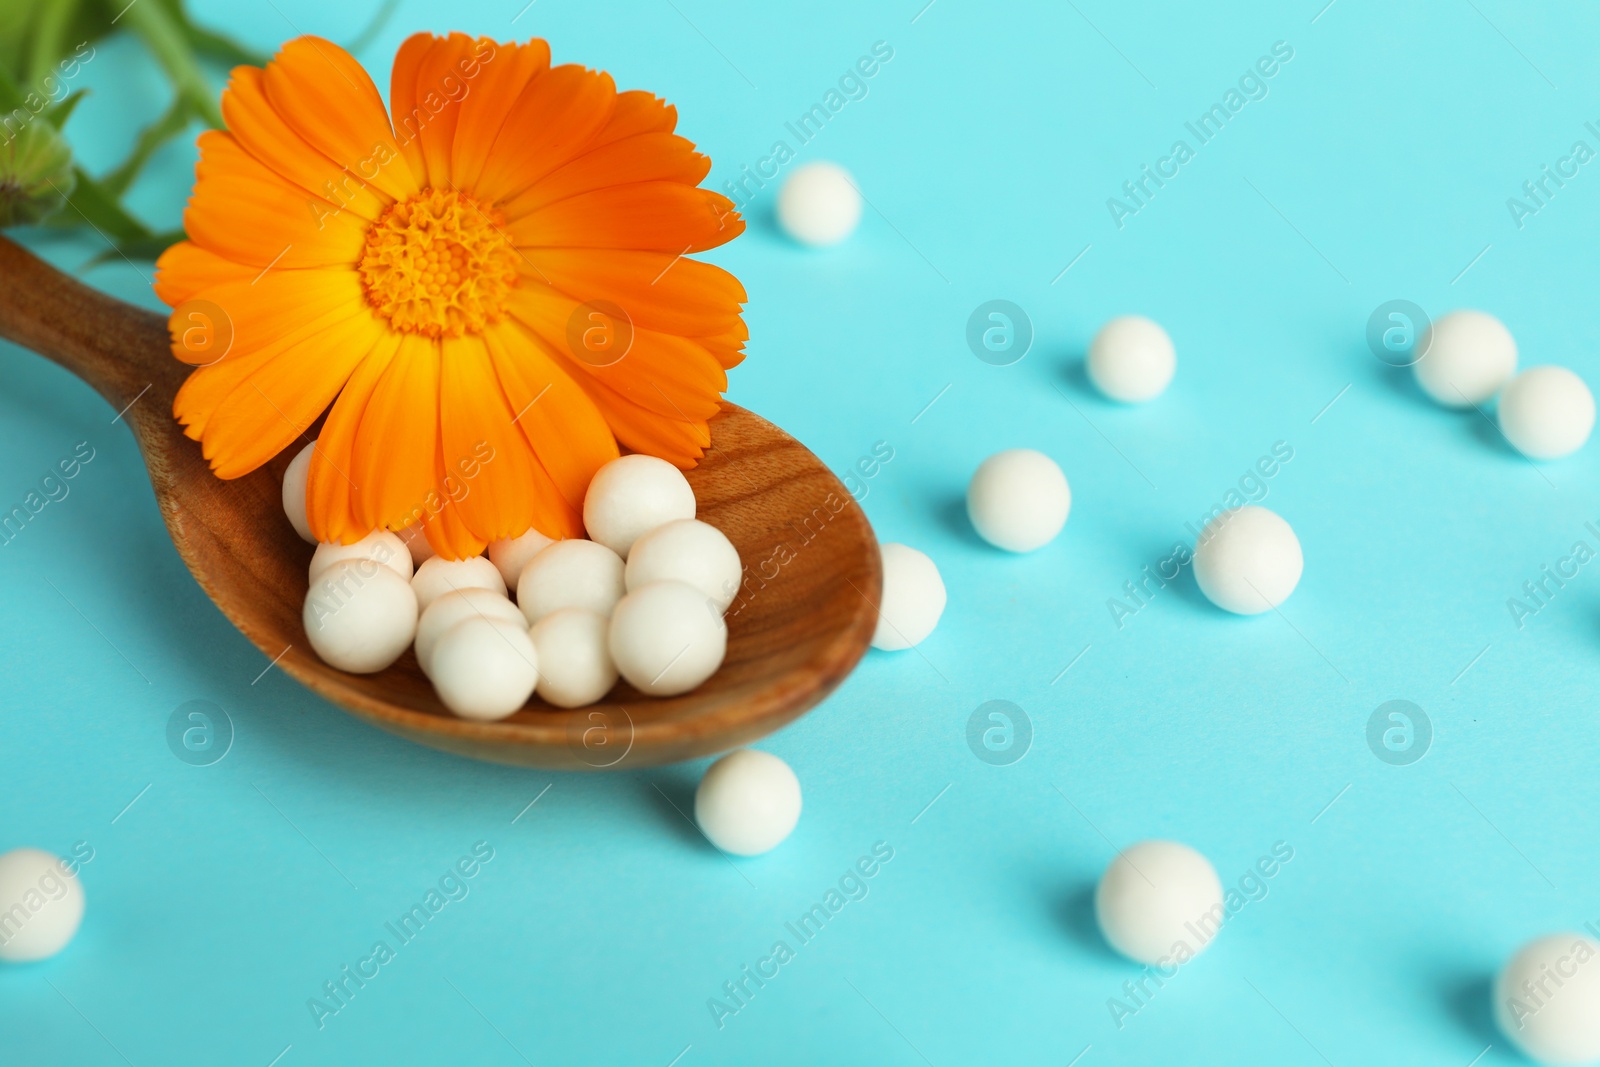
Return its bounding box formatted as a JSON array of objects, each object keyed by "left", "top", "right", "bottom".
[
  {"left": 295, "top": 452, "right": 742, "bottom": 720},
  {"left": 1413, "top": 309, "right": 1594, "bottom": 459}
]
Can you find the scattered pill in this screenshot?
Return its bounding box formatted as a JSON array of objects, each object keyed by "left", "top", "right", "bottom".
[
  {"left": 1095, "top": 840, "right": 1224, "bottom": 966},
  {"left": 776, "top": 161, "right": 861, "bottom": 247},
  {"left": 871, "top": 543, "right": 945, "bottom": 651},
  {"left": 488, "top": 528, "right": 555, "bottom": 589},
  {"left": 302, "top": 559, "right": 418, "bottom": 673},
  {"left": 1088, "top": 316, "right": 1176, "bottom": 403},
  {"left": 1498, "top": 366, "right": 1595, "bottom": 460},
  {"left": 625, "top": 519, "right": 741, "bottom": 613},
  {"left": 583, "top": 455, "right": 696, "bottom": 558},
  {"left": 281, "top": 441, "right": 315, "bottom": 543},
  {"left": 1192, "top": 506, "right": 1302, "bottom": 615},
  {"left": 694, "top": 749, "right": 802, "bottom": 856},
  {"left": 429, "top": 616, "right": 539, "bottom": 721},
  {"left": 415, "top": 588, "right": 527, "bottom": 676},
  {"left": 518, "top": 539, "right": 626, "bottom": 623},
  {"left": 1414, "top": 309, "right": 1517, "bottom": 407},
  {"left": 1494, "top": 933, "right": 1600, "bottom": 1064},
  {"left": 967, "top": 449, "right": 1071, "bottom": 553},
  {"left": 609, "top": 580, "right": 727, "bottom": 696},
  {"left": 529, "top": 608, "right": 618, "bottom": 708},
  {"left": 0, "top": 848, "right": 85, "bottom": 962},
  {"left": 308, "top": 530, "right": 412, "bottom": 583},
  {"left": 411, "top": 554, "right": 506, "bottom": 613}
]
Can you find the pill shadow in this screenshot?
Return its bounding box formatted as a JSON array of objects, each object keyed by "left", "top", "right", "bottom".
[
  {"left": 1443, "top": 973, "right": 1498, "bottom": 1048},
  {"left": 641, "top": 769, "right": 713, "bottom": 852},
  {"left": 1054, "top": 882, "right": 1124, "bottom": 964},
  {"left": 936, "top": 494, "right": 992, "bottom": 550}
]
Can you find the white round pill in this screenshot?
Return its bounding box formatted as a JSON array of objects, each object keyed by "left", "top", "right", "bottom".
[
  {"left": 1498, "top": 366, "right": 1595, "bottom": 460},
  {"left": 872, "top": 543, "right": 946, "bottom": 651},
  {"left": 309, "top": 529, "right": 412, "bottom": 582},
  {"left": 303, "top": 560, "right": 418, "bottom": 673},
  {"left": 1192, "top": 506, "right": 1302, "bottom": 615},
  {"left": 625, "top": 519, "right": 741, "bottom": 613},
  {"left": 282, "top": 441, "right": 316, "bottom": 543},
  {"left": 415, "top": 587, "right": 527, "bottom": 676},
  {"left": 429, "top": 616, "right": 539, "bottom": 721},
  {"left": 399, "top": 523, "right": 436, "bottom": 567},
  {"left": 1495, "top": 933, "right": 1600, "bottom": 1064},
  {"left": 776, "top": 161, "right": 861, "bottom": 247},
  {"left": 609, "top": 580, "right": 727, "bottom": 696},
  {"left": 488, "top": 528, "right": 555, "bottom": 590},
  {"left": 583, "top": 455, "right": 696, "bottom": 558},
  {"left": 1095, "top": 840, "right": 1224, "bottom": 966},
  {"left": 1414, "top": 309, "right": 1517, "bottom": 406},
  {"left": 411, "top": 554, "right": 506, "bottom": 613},
  {"left": 967, "top": 449, "right": 1071, "bottom": 553},
  {"left": 518, "top": 539, "right": 626, "bottom": 623},
  {"left": 694, "top": 749, "right": 802, "bottom": 856},
  {"left": 1087, "top": 316, "right": 1176, "bottom": 402},
  {"left": 529, "top": 608, "right": 618, "bottom": 708},
  {"left": 0, "top": 848, "right": 85, "bottom": 962}
]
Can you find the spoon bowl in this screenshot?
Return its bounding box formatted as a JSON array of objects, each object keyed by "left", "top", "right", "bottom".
[{"left": 0, "top": 236, "right": 881, "bottom": 769}]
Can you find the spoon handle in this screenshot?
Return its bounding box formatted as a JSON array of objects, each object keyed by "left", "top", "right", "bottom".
[{"left": 0, "top": 236, "right": 181, "bottom": 415}]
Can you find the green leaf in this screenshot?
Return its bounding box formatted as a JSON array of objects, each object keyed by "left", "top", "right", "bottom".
[
  {"left": 41, "top": 87, "right": 87, "bottom": 130},
  {"left": 80, "top": 226, "right": 184, "bottom": 268},
  {"left": 47, "top": 164, "right": 151, "bottom": 242}
]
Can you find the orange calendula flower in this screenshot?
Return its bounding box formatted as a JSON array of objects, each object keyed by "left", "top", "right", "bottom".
[{"left": 156, "top": 33, "right": 747, "bottom": 558}]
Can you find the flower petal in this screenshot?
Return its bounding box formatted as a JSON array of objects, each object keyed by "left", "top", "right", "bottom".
[
  {"left": 184, "top": 131, "right": 369, "bottom": 267},
  {"left": 449, "top": 39, "right": 550, "bottom": 191},
  {"left": 351, "top": 333, "right": 441, "bottom": 531},
  {"left": 516, "top": 248, "right": 745, "bottom": 337},
  {"left": 172, "top": 268, "right": 364, "bottom": 365},
  {"left": 222, "top": 65, "right": 389, "bottom": 221},
  {"left": 154, "top": 240, "right": 258, "bottom": 305},
  {"left": 306, "top": 331, "right": 402, "bottom": 543},
  {"left": 472, "top": 64, "right": 616, "bottom": 205},
  {"left": 261, "top": 36, "right": 420, "bottom": 201},
  {"left": 506, "top": 181, "right": 740, "bottom": 253},
  {"left": 496, "top": 132, "right": 710, "bottom": 221}
]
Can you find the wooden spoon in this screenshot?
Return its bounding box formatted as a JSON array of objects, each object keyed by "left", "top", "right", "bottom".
[{"left": 0, "top": 236, "right": 881, "bottom": 770}]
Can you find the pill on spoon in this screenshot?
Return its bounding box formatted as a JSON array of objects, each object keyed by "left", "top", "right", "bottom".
[
  {"left": 583, "top": 455, "right": 695, "bottom": 558},
  {"left": 488, "top": 528, "right": 555, "bottom": 589},
  {"left": 518, "top": 539, "right": 625, "bottom": 623},
  {"left": 609, "top": 580, "right": 726, "bottom": 696},
  {"left": 625, "top": 519, "right": 741, "bottom": 612},
  {"left": 529, "top": 607, "right": 618, "bottom": 708},
  {"left": 303, "top": 559, "right": 418, "bottom": 673},
  {"left": 309, "top": 530, "right": 412, "bottom": 582},
  {"left": 429, "top": 616, "right": 539, "bottom": 721},
  {"left": 415, "top": 587, "right": 526, "bottom": 676},
  {"left": 411, "top": 555, "right": 506, "bottom": 613},
  {"left": 281, "top": 441, "right": 316, "bottom": 543}
]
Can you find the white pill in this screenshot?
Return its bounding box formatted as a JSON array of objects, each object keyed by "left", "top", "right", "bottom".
[
  {"left": 302, "top": 559, "right": 418, "bottom": 673},
  {"left": 308, "top": 530, "right": 412, "bottom": 582},
  {"left": 282, "top": 441, "right": 316, "bottom": 543},
  {"left": 694, "top": 749, "right": 802, "bottom": 856},
  {"left": 872, "top": 543, "right": 946, "bottom": 651},
  {"left": 625, "top": 519, "right": 741, "bottom": 613},
  {"left": 1088, "top": 316, "right": 1176, "bottom": 402},
  {"left": 1495, "top": 933, "right": 1600, "bottom": 1064},
  {"left": 1192, "top": 506, "right": 1302, "bottom": 615},
  {"left": 1498, "top": 366, "right": 1595, "bottom": 460},
  {"left": 488, "top": 528, "right": 555, "bottom": 589},
  {"left": 415, "top": 587, "right": 527, "bottom": 676},
  {"left": 776, "top": 161, "right": 861, "bottom": 247},
  {"left": 1414, "top": 309, "right": 1517, "bottom": 406},
  {"left": 399, "top": 524, "right": 436, "bottom": 567},
  {"left": 429, "top": 616, "right": 539, "bottom": 721},
  {"left": 517, "top": 539, "right": 626, "bottom": 623},
  {"left": 967, "top": 449, "right": 1071, "bottom": 553},
  {"left": 411, "top": 554, "right": 505, "bottom": 613},
  {"left": 609, "top": 580, "right": 726, "bottom": 696},
  {"left": 583, "top": 455, "right": 696, "bottom": 558},
  {"left": 0, "top": 848, "right": 85, "bottom": 962},
  {"left": 1095, "top": 840, "right": 1224, "bottom": 966},
  {"left": 529, "top": 608, "right": 618, "bottom": 708}
]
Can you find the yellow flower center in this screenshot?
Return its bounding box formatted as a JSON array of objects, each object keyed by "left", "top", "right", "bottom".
[{"left": 358, "top": 188, "right": 520, "bottom": 337}]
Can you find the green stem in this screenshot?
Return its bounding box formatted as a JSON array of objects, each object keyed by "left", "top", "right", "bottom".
[{"left": 120, "top": 0, "right": 223, "bottom": 128}]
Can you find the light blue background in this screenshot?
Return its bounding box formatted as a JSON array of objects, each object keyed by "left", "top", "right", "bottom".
[{"left": 3, "top": 0, "right": 1598, "bottom": 1063}]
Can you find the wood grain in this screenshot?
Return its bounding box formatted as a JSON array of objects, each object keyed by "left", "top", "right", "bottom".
[{"left": 0, "top": 236, "right": 882, "bottom": 769}]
